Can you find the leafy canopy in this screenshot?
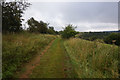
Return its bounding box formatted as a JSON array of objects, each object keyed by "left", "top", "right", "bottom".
[
  {"left": 27, "top": 17, "right": 48, "bottom": 33},
  {"left": 61, "top": 24, "right": 77, "bottom": 39},
  {"left": 2, "top": 0, "right": 30, "bottom": 33}
]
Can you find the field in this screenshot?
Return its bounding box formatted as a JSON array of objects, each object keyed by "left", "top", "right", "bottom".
[
  {"left": 2, "top": 33, "right": 119, "bottom": 78},
  {"left": 2, "top": 33, "right": 56, "bottom": 78},
  {"left": 2, "top": 1, "right": 120, "bottom": 79},
  {"left": 64, "top": 38, "right": 119, "bottom": 78}
]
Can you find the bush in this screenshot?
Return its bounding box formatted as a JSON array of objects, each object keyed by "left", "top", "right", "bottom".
[
  {"left": 104, "top": 33, "right": 120, "bottom": 46},
  {"left": 61, "top": 24, "right": 77, "bottom": 39},
  {"left": 89, "top": 36, "right": 97, "bottom": 41},
  {"left": 94, "top": 39, "right": 104, "bottom": 43}
]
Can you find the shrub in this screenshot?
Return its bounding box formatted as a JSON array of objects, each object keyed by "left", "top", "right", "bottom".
[
  {"left": 104, "top": 33, "right": 120, "bottom": 46},
  {"left": 89, "top": 36, "right": 97, "bottom": 41},
  {"left": 61, "top": 24, "right": 77, "bottom": 39}
]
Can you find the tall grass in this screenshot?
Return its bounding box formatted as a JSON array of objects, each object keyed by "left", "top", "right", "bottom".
[
  {"left": 64, "top": 38, "right": 119, "bottom": 78},
  {"left": 2, "top": 33, "right": 56, "bottom": 78}
]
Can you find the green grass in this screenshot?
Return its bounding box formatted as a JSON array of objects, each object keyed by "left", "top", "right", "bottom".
[
  {"left": 64, "top": 38, "right": 119, "bottom": 78},
  {"left": 30, "top": 38, "right": 77, "bottom": 78},
  {"left": 2, "top": 33, "right": 56, "bottom": 78},
  {"left": 3, "top": 33, "right": 119, "bottom": 78}
]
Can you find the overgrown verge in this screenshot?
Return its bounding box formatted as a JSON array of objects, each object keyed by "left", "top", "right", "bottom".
[
  {"left": 64, "top": 38, "right": 119, "bottom": 78},
  {"left": 2, "top": 33, "right": 56, "bottom": 78}
]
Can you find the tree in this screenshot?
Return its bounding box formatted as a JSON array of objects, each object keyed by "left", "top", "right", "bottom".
[
  {"left": 104, "top": 33, "right": 120, "bottom": 46},
  {"left": 2, "top": 0, "right": 30, "bottom": 33},
  {"left": 27, "top": 17, "right": 39, "bottom": 33},
  {"left": 61, "top": 24, "right": 77, "bottom": 39},
  {"left": 38, "top": 21, "right": 48, "bottom": 33},
  {"left": 27, "top": 17, "right": 48, "bottom": 33},
  {"left": 47, "top": 26, "right": 56, "bottom": 34}
]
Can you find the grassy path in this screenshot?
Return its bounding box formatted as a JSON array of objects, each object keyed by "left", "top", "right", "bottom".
[
  {"left": 28, "top": 38, "right": 77, "bottom": 78},
  {"left": 18, "top": 39, "right": 55, "bottom": 78}
]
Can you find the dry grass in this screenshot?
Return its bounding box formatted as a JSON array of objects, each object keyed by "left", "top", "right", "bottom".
[
  {"left": 64, "top": 38, "right": 119, "bottom": 78},
  {"left": 2, "top": 33, "right": 56, "bottom": 78}
]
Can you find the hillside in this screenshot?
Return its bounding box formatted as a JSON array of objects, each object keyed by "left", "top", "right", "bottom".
[
  {"left": 64, "top": 38, "right": 119, "bottom": 78},
  {"left": 2, "top": 33, "right": 119, "bottom": 78},
  {"left": 2, "top": 33, "right": 56, "bottom": 78},
  {"left": 2, "top": 1, "right": 119, "bottom": 79}
]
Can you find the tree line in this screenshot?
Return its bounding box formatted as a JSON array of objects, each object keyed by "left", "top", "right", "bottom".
[
  {"left": 27, "top": 17, "right": 57, "bottom": 34},
  {"left": 1, "top": 0, "right": 78, "bottom": 38},
  {"left": 2, "top": 0, "right": 119, "bottom": 45},
  {"left": 1, "top": 1, "right": 61, "bottom": 35}
]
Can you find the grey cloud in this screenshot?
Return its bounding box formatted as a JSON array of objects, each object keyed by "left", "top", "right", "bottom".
[
  {"left": 58, "top": 2, "right": 118, "bottom": 23},
  {"left": 23, "top": 2, "right": 118, "bottom": 31}
]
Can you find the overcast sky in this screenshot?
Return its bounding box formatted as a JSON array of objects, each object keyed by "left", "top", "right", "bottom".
[{"left": 22, "top": 1, "right": 118, "bottom": 32}]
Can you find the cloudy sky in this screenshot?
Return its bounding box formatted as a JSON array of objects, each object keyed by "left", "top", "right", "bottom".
[{"left": 22, "top": 0, "right": 118, "bottom": 32}]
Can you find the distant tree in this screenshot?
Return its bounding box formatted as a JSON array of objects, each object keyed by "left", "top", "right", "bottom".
[
  {"left": 47, "top": 26, "right": 56, "bottom": 34},
  {"left": 58, "top": 30, "right": 63, "bottom": 35},
  {"left": 61, "top": 24, "right": 77, "bottom": 39},
  {"left": 27, "top": 17, "right": 38, "bottom": 32},
  {"left": 55, "top": 31, "right": 59, "bottom": 34},
  {"left": 104, "top": 33, "right": 120, "bottom": 46},
  {"left": 49, "top": 27, "right": 54, "bottom": 30},
  {"left": 38, "top": 21, "right": 48, "bottom": 33},
  {"left": 27, "top": 17, "right": 48, "bottom": 33},
  {"left": 2, "top": 0, "right": 30, "bottom": 33}
]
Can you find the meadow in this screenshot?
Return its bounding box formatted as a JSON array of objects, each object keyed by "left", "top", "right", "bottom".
[
  {"left": 2, "top": 33, "right": 56, "bottom": 78},
  {"left": 64, "top": 38, "right": 119, "bottom": 78},
  {"left": 2, "top": 1, "right": 119, "bottom": 78},
  {"left": 2, "top": 32, "right": 119, "bottom": 78}
]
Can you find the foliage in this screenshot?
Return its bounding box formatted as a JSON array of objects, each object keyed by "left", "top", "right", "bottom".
[
  {"left": 38, "top": 21, "right": 48, "bottom": 33},
  {"left": 27, "top": 17, "right": 58, "bottom": 34},
  {"left": 47, "top": 27, "right": 56, "bottom": 34},
  {"left": 58, "top": 31, "right": 63, "bottom": 35},
  {"left": 27, "top": 17, "right": 48, "bottom": 33},
  {"left": 2, "top": 1, "right": 30, "bottom": 33},
  {"left": 64, "top": 38, "right": 119, "bottom": 78},
  {"left": 27, "top": 17, "right": 39, "bottom": 32},
  {"left": 78, "top": 32, "right": 120, "bottom": 46},
  {"left": 61, "top": 24, "right": 77, "bottom": 39},
  {"left": 104, "top": 33, "right": 120, "bottom": 46},
  {"left": 78, "top": 32, "right": 110, "bottom": 41},
  {"left": 2, "top": 33, "right": 56, "bottom": 78},
  {"left": 94, "top": 39, "right": 105, "bottom": 43}
]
